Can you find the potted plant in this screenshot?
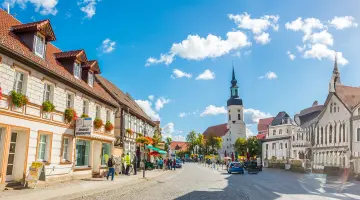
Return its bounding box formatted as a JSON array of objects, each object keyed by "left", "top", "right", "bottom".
[
  {"left": 126, "top": 128, "right": 133, "bottom": 135},
  {"left": 104, "top": 121, "right": 114, "bottom": 132},
  {"left": 9, "top": 91, "right": 28, "bottom": 107},
  {"left": 93, "top": 118, "right": 103, "bottom": 130},
  {"left": 81, "top": 113, "right": 89, "bottom": 118},
  {"left": 64, "top": 108, "right": 77, "bottom": 123},
  {"left": 42, "top": 101, "right": 55, "bottom": 112}
]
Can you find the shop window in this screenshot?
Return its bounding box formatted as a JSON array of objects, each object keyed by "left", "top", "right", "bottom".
[
  {"left": 37, "top": 132, "right": 52, "bottom": 162},
  {"left": 76, "top": 140, "right": 90, "bottom": 167},
  {"left": 101, "top": 143, "right": 111, "bottom": 165}
]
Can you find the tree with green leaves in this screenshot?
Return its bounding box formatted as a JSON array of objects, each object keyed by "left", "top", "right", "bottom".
[
  {"left": 186, "top": 130, "right": 198, "bottom": 154},
  {"left": 247, "top": 136, "right": 261, "bottom": 157},
  {"left": 205, "top": 133, "right": 222, "bottom": 155},
  {"left": 164, "top": 137, "right": 172, "bottom": 152},
  {"left": 234, "top": 138, "right": 247, "bottom": 156},
  {"left": 152, "top": 129, "right": 162, "bottom": 146},
  {"left": 196, "top": 133, "right": 204, "bottom": 154}
]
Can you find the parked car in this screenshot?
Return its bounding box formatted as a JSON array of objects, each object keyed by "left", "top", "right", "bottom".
[
  {"left": 247, "top": 162, "right": 261, "bottom": 174},
  {"left": 175, "top": 160, "right": 182, "bottom": 168},
  {"left": 227, "top": 162, "right": 244, "bottom": 174}
]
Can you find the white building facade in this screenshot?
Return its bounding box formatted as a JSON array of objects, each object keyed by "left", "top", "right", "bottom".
[{"left": 0, "top": 11, "right": 118, "bottom": 184}]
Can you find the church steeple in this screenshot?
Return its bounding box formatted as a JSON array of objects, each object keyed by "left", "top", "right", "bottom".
[
  {"left": 227, "top": 64, "right": 243, "bottom": 106},
  {"left": 329, "top": 53, "right": 341, "bottom": 93}
]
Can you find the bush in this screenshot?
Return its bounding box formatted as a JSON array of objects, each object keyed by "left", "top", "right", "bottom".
[
  {"left": 42, "top": 101, "right": 55, "bottom": 112},
  {"left": 10, "top": 91, "right": 28, "bottom": 107},
  {"left": 93, "top": 118, "right": 103, "bottom": 129},
  {"left": 81, "top": 114, "right": 89, "bottom": 118},
  {"left": 104, "top": 121, "right": 114, "bottom": 132},
  {"left": 64, "top": 108, "right": 77, "bottom": 123}
]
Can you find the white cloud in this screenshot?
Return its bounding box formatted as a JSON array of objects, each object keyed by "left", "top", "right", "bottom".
[
  {"left": 200, "top": 105, "right": 227, "bottom": 117},
  {"left": 287, "top": 51, "right": 296, "bottom": 60},
  {"left": 3, "top": 0, "right": 58, "bottom": 15},
  {"left": 296, "top": 45, "right": 306, "bottom": 52},
  {"left": 305, "top": 30, "right": 333, "bottom": 46},
  {"left": 244, "top": 108, "right": 272, "bottom": 124},
  {"left": 145, "top": 31, "right": 251, "bottom": 66},
  {"left": 254, "top": 32, "right": 270, "bottom": 44},
  {"left": 329, "top": 16, "right": 358, "bottom": 30},
  {"left": 162, "top": 122, "right": 175, "bottom": 137},
  {"left": 148, "top": 95, "right": 154, "bottom": 101},
  {"left": 171, "top": 69, "right": 192, "bottom": 79},
  {"left": 195, "top": 69, "right": 215, "bottom": 80},
  {"left": 246, "top": 127, "right": 254, "bottom": 138},
  {"left": 258, "top": 71, "right": 278, "bottom": 80},
  {"left": 285, "top": 17, "right": 324, "bottom": 36},
  {"left": 135, "top": 100, "right": 160, "bottom": 121},
  {"left": 78, "top": 0, "right": 98, "bottom": 19},
  {"left": 155, "top": 97, "right": 170, "bottom": 111},
  {"left": 179, "top": 112, "right": 186, "bottom": 118},
  {"left": 228, "top": 12, "right": 279, "bottom": 34},
  {"left": 303, "top": 44, "right": 348, "bottom": 65},
  {"left": 98, "top": 38, "right": 116, "bottom": 54}
]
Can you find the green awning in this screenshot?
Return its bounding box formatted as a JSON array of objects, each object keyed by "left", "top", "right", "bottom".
[{"left": 145, "top": 145, "right": 167, "bottom": 154}]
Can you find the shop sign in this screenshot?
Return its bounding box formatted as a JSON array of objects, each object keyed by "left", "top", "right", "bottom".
[
  {"left": 25, "top": 161, "right": 46, "bottom": 188},
  {"left": 75, "top": 117, "right": 92, "bottom": 136}
]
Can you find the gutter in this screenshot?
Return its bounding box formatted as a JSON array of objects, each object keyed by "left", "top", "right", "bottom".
[{"left": 0, "top": 43, "right": 118, "bottom": 108}]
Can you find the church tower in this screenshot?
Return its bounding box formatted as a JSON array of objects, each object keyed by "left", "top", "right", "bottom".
[
  {"left": 329, "top": 55, "right": 341, "bottom": 93},
  {"left": 227, "top": 65, "right": 246, "bottom": 142}
]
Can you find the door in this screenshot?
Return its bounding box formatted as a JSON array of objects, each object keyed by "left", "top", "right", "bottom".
[{"left": 6, "top": 132, "right": 17, "bottom": 181}]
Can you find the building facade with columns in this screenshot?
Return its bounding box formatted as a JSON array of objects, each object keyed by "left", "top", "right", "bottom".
[
  {"left": 312, "top": 59, "right": 360, "bottom": 173},
  {"left": 0, "top": 10, "right": 118, "bottom": 184},
  {"left": 203, "top": 67, "right": 246, "bottom": 159}
]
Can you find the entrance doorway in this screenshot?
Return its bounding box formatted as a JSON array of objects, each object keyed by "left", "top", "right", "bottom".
[{"left": 6, "top": 133, "right": 17, "bottom": 181}]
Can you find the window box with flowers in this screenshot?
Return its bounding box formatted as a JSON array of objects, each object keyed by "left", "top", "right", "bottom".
[
  {"left": 81, "top": 114, "right": 89, "bottom": 118},
  {"left": 105, "top": 121, "right": 114, "bottom": 132},
  {"left": 42, "top": 100, "right": 55, "bottom": 119},
  {"left": 126, "top": 128, "right": 133, "bottom": 136},
  {"left": 93, "top": 118, "right": 103, "bottom": 130},
  {"left": 64, "top": 108, "right": 77, "bottom": 123},
  {"left": 9, "top": 90, "right": 28, "bottom": 108}
]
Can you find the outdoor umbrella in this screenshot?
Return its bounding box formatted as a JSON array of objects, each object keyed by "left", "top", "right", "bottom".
[{"left": 149, "top": 151, "right": 160, "bottom": 156}]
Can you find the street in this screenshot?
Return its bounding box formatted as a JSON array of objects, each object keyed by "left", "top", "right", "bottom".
[{"left": 71, "top": 163, "right": 360, "bottom": 200}]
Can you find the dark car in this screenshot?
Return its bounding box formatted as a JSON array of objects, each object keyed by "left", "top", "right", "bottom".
[
  {"left": 247, "top": 162, "right": 261, "bottom": 174},
  {"left": 227, "top": 162, "right": 244, "bottom": 174},
  {"left": 175, "top": 159, "right": 182, "bottom": 168}
]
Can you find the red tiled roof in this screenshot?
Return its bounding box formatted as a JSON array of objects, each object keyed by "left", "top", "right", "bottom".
[
  {"left": 0, "top": 9, "right": 117, "bottom": 107},
  {"left": 84, "top": 60, "right": 100, "bottom": 74},
  {"left": 53, "top": 50, "right": 84, "bottom": 59},
  {"left": 11, "top": 19, "right": 56, "bottom": 41},
  {"left": 95, "top": 75, "right": 156, "bottom": 126},
  {"left": 257, "top": 117, "right": 274, "bottom": 133},
  {"left": 336, "top": 85, "right": 360, "bottom": 110},
  {"left": 256, "top": 133, "right": 266, "bottom": 140},
  {"left": 170, "top": 141, "right": 188, "bottom": 151},
  {"left": 203, "top": 123, "right": 228, "bottom": 138}
]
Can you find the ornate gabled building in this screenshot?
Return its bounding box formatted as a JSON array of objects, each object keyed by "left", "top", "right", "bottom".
[{"left": 203, "top": 66, "right": 246, "bottom": 158}]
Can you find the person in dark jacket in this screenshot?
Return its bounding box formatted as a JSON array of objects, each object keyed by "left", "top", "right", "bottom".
[
  {"left": 132, "top": 154, "right": 137, "bottom": 175},
  {"left": 172, "top": 158, "right": 176, "bottom": 170},
  {"left": 107, "top": 155, "right": 115, "bottom": 181}
]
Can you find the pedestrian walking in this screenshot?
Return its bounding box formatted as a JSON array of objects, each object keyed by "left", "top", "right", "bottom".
[
  {"left": 172, "top": 158, "right": 176, "bottom": 170},
  {"left": 107, "top": 155, "right": 115, "bottom": 181},
  {"left": 167, "top": 158, "right": 171, "bottom": 170},
  {"left": 125, "top": 153, "right": 131, "bottom": 175},
  {"left": 158, "top": 157, "right": 164, "bottom": 170},
  {"left": 121, "top": 154, "right": 125, "bottom": 174},
  {"left": 133, "top": 153, "right": 137, "bottom": 175}
]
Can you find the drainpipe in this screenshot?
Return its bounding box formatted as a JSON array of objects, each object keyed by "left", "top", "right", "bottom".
[{"left": 350, "top": 112, "right": 353, "bottom": 162}]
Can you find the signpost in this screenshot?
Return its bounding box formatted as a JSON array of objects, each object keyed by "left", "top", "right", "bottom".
[
  {"left": 25, "top": 161, "right": 46, "bottom": 188},
  {"left": 75, "top": 118, "right": 92, "bottom": 136}
]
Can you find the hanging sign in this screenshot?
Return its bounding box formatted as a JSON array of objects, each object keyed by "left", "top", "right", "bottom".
[{"left": 75, "top": 117, "right": 92, "bottom": 136}]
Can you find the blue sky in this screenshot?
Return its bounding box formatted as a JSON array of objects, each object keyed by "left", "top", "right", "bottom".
[{"left": 3, "top": 0, "right": 360, "bottom": 141}]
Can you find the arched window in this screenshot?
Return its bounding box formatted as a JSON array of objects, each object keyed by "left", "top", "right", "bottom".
[
  {"left": 321, "top": 127, "right": 324, "bottom": 144},
  {"left": 329, "top": 125, "right": 332, "bottom": 143},
  {"left": 279, "top": 129, "right": 282, "bottom": 135},
  {"left": 273, "top": 130, "right": 276, "bottom": 135},
  {"left": 238, "top": 114, "right": 241, "bottom": 120},
  {"left": 325, "top": 126, "right": 328, "bottom": 144},
  {"left": 317, "top": 126, "right": 320, "bottom": 144},
  {"left": 343, "top": 124, "right": 346, "bottom": 142},
  {"left": 285, "top": 143, "right": 287, "bottom": 148},
  {"left": 334, "top": 124, "right": 337, "bottom": 143},
  {"left": 334, "top": 103, "right": 337, "bottom": 113},
  {"left": 330, "top": 103, "right": 333, "bottom": 113},
  {"left": 280, "top": 143, "right": 283, "bottom": 149}
]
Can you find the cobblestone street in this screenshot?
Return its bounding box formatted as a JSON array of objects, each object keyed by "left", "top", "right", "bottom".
[{"left": 68, "top": 163, "right": 360, "bottom": 200}]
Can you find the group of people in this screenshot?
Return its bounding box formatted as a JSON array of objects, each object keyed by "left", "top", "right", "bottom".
[{"left": 106, "top": 152, "right": 138, "bottom": 181}]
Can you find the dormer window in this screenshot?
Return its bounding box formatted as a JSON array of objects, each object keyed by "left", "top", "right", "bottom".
[
  {"left": 34, "top": 34, "right": 45, "bottom": 58},
  {"left": 88, "top": 71, "right": 94, "bottom": 87},
  {"left": 74, "top": 62, "right": 81, "bottom": 79}
]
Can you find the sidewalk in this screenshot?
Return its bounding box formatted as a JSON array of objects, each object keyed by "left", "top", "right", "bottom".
[{"left": 0, "top": 169, "right": 168, "bottom": 200}]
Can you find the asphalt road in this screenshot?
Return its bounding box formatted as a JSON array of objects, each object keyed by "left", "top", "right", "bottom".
[{"left": 76, "top": 163, "right": 360, "bottom": 200}]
